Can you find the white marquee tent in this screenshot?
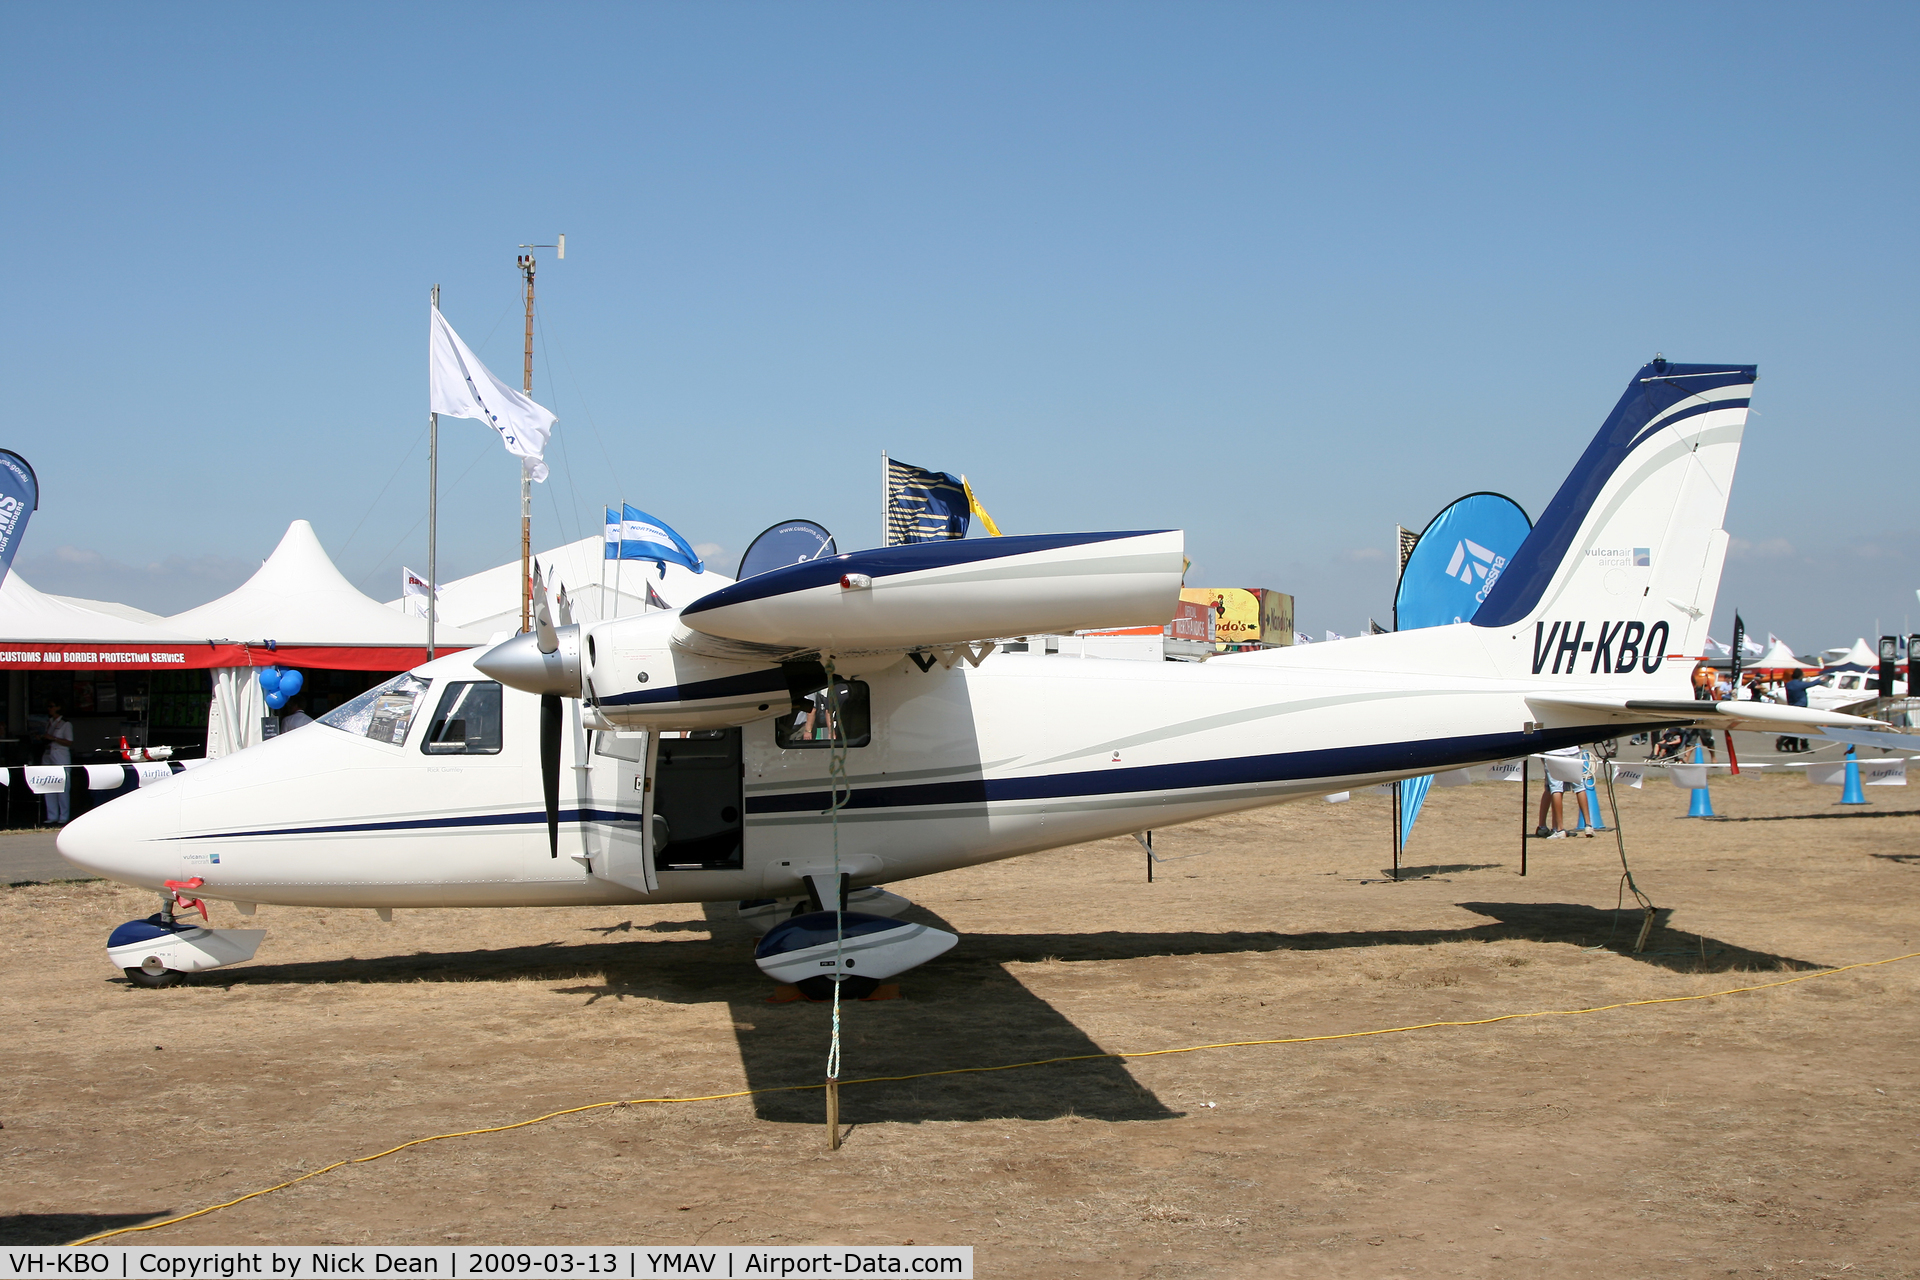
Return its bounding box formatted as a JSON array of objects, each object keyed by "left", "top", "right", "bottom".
[
  {"left": 392, "top": 535, "right": 731, "bottom": 635},
  {"left": 1824, "top": 638, "right": 1881, "bottom": 672},
  {"left": 165, "top": 520, "right": 490, "bottom": 758},
  {"left": 1, "top": 571, "right": 206, "bottom": 647},
  {"left": 171, "top": 520, "right": 489, "bottom": 652}
]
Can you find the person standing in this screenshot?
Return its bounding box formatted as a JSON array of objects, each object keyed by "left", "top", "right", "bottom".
[
  {"left": 1780, "top": 668, "right": 1822, "bottom": 753},
  {"left": 39, "top": 700, "right": 72, "bottom": 825},
  {"left": 1534, "top": 744, "right": 1596, "bottom": 838}
]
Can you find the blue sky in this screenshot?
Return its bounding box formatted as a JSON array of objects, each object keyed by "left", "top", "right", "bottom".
[{"left": 5, "top": 3, "right": 1915, "bottom": 647}]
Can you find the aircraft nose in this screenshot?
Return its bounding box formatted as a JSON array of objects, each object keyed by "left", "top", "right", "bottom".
[
  {"left": 55, "top": 782, "right": 182, "bottom": 889},
  {"left": 475, "top": 626, "right": 582, "bottom": 697}
]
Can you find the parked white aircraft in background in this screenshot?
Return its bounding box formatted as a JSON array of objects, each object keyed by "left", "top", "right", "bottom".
[{"left": 60, "top": 359, "right": 1887, "bottom": 991}]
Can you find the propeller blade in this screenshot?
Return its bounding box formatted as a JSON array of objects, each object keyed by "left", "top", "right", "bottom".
[
  {"left": 532, "top": 562, "right": 560, "bottom": 655},
  {"left": 540, "top": 693, "right": 561, "bottom": 858},
  {"left": 555, "top": 582, "right": 573, "bottom": 627}
]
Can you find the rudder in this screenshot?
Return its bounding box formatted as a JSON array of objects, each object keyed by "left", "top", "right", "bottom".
[{"left": 1473, "top": 359, "right": 1756, "bottom": 689}]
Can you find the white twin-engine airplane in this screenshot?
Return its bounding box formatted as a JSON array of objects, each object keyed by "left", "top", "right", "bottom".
[{"left": 61, "top": 359, "right": 1881, "bottom": 991}]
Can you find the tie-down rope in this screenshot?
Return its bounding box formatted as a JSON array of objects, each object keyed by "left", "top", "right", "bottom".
[
  {"left": 820, "top": 656, "right": 852, "bottom": 1146},
  {"left": 68, "top": 948, "right": 1920, "bottom": 1246}
]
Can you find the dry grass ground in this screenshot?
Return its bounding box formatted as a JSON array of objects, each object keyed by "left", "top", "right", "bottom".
[{"left": 3, "top": 769, "right": 1918, "bottom": 1278}]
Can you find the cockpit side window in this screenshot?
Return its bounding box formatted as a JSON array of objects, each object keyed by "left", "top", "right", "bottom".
[
  {"left": 318, "top": 673, "right": 432, "bottom": 745},
  {"left": 773, "top": 679, "right": 872, "bottom": 749},
  {"left": 421, "top": 681, "right": 504, "bottom": 755}
]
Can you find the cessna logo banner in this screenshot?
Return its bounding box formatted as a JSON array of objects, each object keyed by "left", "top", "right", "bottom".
[
  {"left": 1531, "top": 619, "right": 1671, "bottom": 675},
  {"left": 1394, "top": 492, "right": 1531, "bottom": 631}
]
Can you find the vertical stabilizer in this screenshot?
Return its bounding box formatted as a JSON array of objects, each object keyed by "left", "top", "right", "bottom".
[{"left": 1474, "top": 360, "right": 1755, "bottom": 689}]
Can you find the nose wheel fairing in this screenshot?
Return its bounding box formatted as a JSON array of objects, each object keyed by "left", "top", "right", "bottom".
[
  {"left": 105, "top": 914, "right": 265, "bottom": 985},
  {"left": 752, "top": 909, "right": 959, "bottom": 999}
]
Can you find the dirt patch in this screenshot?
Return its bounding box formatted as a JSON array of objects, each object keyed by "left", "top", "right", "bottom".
[{"left": 3, "top": 770, "right": 1917, "bottom": 1277}]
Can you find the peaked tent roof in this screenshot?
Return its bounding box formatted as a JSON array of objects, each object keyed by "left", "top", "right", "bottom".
[
  {"left": 0, "top": 570, "right": 252, "bottom": 668},
  {"left": 169, "top": 520, "right": 488, "bottom": 650},
  {"left": 1, "top": 570, "right": 203, "bottom": 644},
  {"left": 393, "top": 535, "right": 732, "bottom": 635},
  {"left": 50, "top": 595, "right": 167, "bottom": 624},
  {"left": 1750, "top": 638, "right": 1811, "bottom": 672},
  {"left": 1825, "top": 637, "right": 1881, "bottom": 671}
]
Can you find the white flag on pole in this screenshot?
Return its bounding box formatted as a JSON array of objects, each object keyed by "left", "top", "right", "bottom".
[
  {"left": 402, "top": 567, "right": 441, "bottom": 619},
  {"left": 429, "top": 305, "right": 555, "bottom": 482}
]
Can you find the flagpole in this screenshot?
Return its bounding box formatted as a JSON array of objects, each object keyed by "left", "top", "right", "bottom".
[
  {"left": 518, "top": 253, "right": 537, "bottom": 634},
  {"left": 880, "top": 451, "right": 889, "bottom": 547},
  {"left": 427, "top": 284, "right": 440, "bottom": 661}
]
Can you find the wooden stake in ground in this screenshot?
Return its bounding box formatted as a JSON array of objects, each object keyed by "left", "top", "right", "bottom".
[{"left": 827, "top": 1076, "right": 841, "bottom": 1150}]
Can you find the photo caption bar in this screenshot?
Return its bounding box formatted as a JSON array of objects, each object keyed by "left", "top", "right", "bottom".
[{"left": 0, "top": 1248, "right": 972, "bottom": 1280}]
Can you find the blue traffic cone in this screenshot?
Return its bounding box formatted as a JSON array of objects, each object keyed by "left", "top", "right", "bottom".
[
  {"left": 1584, "top": 774, "right": 1606, "bottom": 831},
  {"left": 1841, "top": 745, "right": 1867, "bottom": 805},
  {"left": 1687, "top": 744, "right": 1716, "bottom": 818}
]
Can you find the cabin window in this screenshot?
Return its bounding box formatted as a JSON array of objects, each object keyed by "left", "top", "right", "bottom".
[
  {"left": 774, "top": 679, "right": 871, "bottom": 749},
  {"left": 317, "top": 673, "right": 431, "bottom": 746},
  {"left": 420, "top": 681, "right": 504, "bottom": 755}
]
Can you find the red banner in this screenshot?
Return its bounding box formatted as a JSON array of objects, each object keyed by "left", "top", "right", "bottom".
[
  {"left": 0, "top": 644, "right": 250, "bottom": 669},
  {"left": 235, "top": 645, "right": 473, "bottom": 671},
  {"left": 0, "top": 642, "right": 473, "bottom": 670}
]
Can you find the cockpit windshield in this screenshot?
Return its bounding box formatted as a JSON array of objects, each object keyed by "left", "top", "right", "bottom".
[{"left": 318, "top": 672, "right": 432, "bottom": 745}]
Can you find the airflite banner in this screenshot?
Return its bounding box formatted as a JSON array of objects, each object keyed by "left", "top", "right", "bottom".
[{"left": 0, "top": 449, "right": 39, "bottom": 590}]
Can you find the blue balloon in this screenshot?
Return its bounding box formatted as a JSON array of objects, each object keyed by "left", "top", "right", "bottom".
[
  {"left": 278, "top": 669, "right": 304, "bottom": 697},
  {"left": 264, "top": 690, "right": 288, "bottom": 709},
  {"left": 258, "top": 667, "right": 282, "bottom": 693}
]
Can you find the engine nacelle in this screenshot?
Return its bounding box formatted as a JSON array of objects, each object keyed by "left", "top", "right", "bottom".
[
  {"left": 582, "top": 610, "right": 790, "bottom": 731},
  {"left": 474, "top": 624, "right": 585, "bottom": 698}
]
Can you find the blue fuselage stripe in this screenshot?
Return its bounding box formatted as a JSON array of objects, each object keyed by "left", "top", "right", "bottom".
[
  {"left": 166, "top": 722, "right": 1661, "bottom": 842},
  {"left": 742, "top": 723, "right": 1640, "bottom": 814},
  {"left": 170, "top": 807, "right": 641, "bottom": 841}
]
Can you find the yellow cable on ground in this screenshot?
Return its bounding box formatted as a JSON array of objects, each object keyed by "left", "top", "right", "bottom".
[{"left": 70, "top": 948, "right": 1920, "bottom": 1246}]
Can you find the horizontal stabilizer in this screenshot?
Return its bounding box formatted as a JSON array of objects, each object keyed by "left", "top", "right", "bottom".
[
  {"left": 1528, "top": 695, "right": 1889, "bottom": 734},
  {"left": 677, "top": 530, "right": 1184, "bottom": 655}
]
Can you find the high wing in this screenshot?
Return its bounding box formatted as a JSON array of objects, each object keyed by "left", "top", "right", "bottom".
[
  {"left": 1527, "top": 695, "right": 1889, "bottom": 734},
  {"left": 477, "top": 529, "right": 1186, "bottom": 730},
  {"left": 673, "top": 529, "right": 1184, "bottom": 660}
]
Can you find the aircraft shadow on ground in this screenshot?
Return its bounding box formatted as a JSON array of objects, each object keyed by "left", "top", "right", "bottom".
[
  {"left": 1375, "top": 863, "right": 1504, "bottom": 879},
  {"left": 1711, "top": 807, "right": 1920, "bottom": 822},
  {"left": 0, "top": 1213, "right": 169, "bottom": 1246},
  {"left": 198, "top": 903, "right": 1824, "bottom": 1125},
  {"left": 680, "top": 902, "right": 1180, "bottom": 1126}
]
